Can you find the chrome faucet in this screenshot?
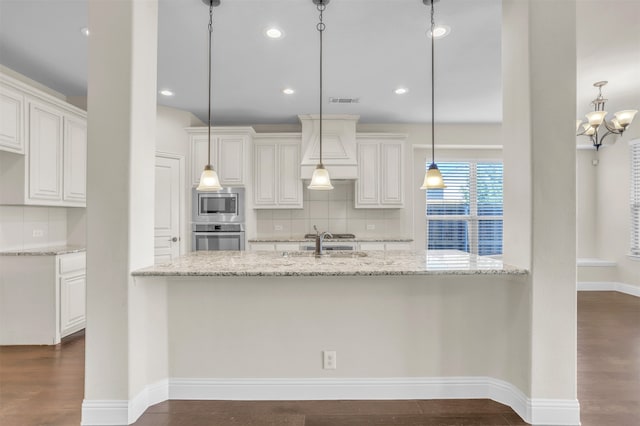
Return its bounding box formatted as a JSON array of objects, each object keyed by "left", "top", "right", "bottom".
[{"left": 313, "top": 225, "right": 333, "bottom": 256}]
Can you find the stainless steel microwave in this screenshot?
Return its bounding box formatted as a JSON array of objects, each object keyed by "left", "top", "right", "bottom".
[{"left": 192, "top": 187, "right": 245, "bottom": 223}]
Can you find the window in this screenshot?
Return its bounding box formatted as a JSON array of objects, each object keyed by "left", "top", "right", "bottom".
[
  {"left": 631, "top": 141, "right": 640, "bottom": 257},
  {"left": 426, "top": 162, "right": 503, "bottom": 256}
]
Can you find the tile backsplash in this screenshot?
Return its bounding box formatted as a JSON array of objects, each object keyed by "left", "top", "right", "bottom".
[
  {"left": 0, "top": 206, "right": 68, "bottom": 251},
  {"left": 255, "top": 182, "right": 407, "bottom": 239}
]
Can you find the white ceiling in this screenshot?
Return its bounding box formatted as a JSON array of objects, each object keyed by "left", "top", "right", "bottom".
[
  {"left": 1, "top": 0, "right": 638, "bottom": 126},
  {"left": 0, "top": 0, "right": 502, "bottom": 125}
]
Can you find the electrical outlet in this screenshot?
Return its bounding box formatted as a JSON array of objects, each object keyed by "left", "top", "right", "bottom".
[
  {"left": 274, "top": 224, "right": 283, "bottom": 231},
  {"left": 32, "top": 229, "right": 44, "bottom": 237},
  {"left": 323, "top": 350, "right": 337, "bottom": 369},
  {"left": 366, "top": 224, "right": 375, "bottom": 230}
]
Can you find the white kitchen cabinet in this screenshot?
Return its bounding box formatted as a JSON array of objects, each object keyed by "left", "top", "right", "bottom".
[
  {"left": 0, "top": 81, "right": 25, "bottom": 154},
  {"left": 249, "top": 242, "right": 276, "bottom": 251},
  {"left": 0, "top": 251, "right": 86, "bottom": 345},
  {"left": 28, "top": 99, "right": 64, "bottom": 201},
  {"left": 253, "top": 134, "right": 303, "bottom": 209},
  {"left": 188, "top": 127, "right": 254, "bottom": 187},
  {"left": 355, "top": 135, "right": 405, "bottom": 208},
  {"left": 63, "top": 116, "right": 87, "bottom": 203},
  {"left": 59, "top": 252, "right": 87, "bottom": 338},
  {"left": 0, "top": 73, "right": 87, "bottom": 207},
  {"left": 358, "top": 241, "right": 413, "bottom": 251}
]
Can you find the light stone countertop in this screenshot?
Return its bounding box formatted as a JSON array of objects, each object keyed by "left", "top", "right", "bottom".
[
  {"left": 0, "top": 245, "right": 86, "bottom": 256},
  {"left": 248, "top": 238, "right": 413, "bottom": 243},
  {"left": 132, "top": 249, "right": 527, "bottom": 277}
]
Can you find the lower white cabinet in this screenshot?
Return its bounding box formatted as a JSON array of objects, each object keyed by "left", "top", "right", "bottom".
[
  {"left": 0, "top": 251, "right": 86, "bottom": 345},
  {"left": 59, "top": 252, "right": 87, "bottom": 338},
  {"left": 357, "top": 242, "right": 414, "bottom": 251}
]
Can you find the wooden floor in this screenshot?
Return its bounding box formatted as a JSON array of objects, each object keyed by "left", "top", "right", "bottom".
[{"left": 0, "top": 291, "right": 638, "bottom": 426}]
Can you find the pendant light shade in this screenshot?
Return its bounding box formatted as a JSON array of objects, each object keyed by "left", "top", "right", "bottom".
[
  {"left": 196, "top": 165, "right": 222, "bottom": 191},
  {"left": 420, "top": 163, "right": 445, "bottom": 190},
  {"left": 420, "top": 0, "right": 446, "bottom": 190},
  {"left": 308, "top": 164, "right": 334, "bottom": 190},
  {"left": 308, "top": 0, "right": 333, "bottom": 191},
  {"left": 197, "top": 0, "right": 223, "bottom": 192}
]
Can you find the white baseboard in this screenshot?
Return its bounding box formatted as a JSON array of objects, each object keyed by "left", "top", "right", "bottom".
[
  {"left": 81, "top": 379, "right": 168, "bottom": 426},
  {"left": 82, "top": 376, "right": 580, "bottom": 426},
  {"left": 578, "top": 281, "right": 640, "bottom": 297}
]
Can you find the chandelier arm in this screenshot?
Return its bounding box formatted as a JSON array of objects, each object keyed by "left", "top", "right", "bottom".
[{"left": 601, "top": 119, "right": 623, "bottom": 135}]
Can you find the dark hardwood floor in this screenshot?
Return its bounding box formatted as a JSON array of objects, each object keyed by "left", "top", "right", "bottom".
[{"left": 0, "top": 291, "right": 638, "bottom": 426}]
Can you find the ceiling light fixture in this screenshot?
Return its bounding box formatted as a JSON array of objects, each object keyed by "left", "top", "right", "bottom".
[
  {"left": 265, "top": 27, "right": 284, "bottom": 39},
  {"left": 196, "top": 0, "right": 223, "bottom": 192},
  {"left": 160, "top": 89, "right": 174, "bottom": 96},
  {"left": 395, "top": 87, "right": 409, "bottom": 95},
  {"left": 576, "top": 81, "right": 637, "bottom": 150},
  {"left": 308, "top": 0, "right": 333, "bottom": 191},
  {"left": 80, "top": 27, "right": 90, "bottom": 37},
  {"left": 420, "top": 0, "right": 445, "bottom": 190},
  {"left": 428, "top": 24, "right": 450, "bottom": 38},
  {"left": 282, "top": 88, "right": 295, "bottom": 95}
]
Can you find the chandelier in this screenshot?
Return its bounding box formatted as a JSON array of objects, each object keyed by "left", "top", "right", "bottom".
[{"left": 576, "top": 81, "right": 637, "bottom": 151}]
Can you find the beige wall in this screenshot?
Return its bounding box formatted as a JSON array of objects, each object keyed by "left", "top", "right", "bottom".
[{"left": 0, "top": 206, "right": 67, "bottom": 250}]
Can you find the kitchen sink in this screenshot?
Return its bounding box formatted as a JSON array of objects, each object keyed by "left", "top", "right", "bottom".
[{"left": 282, "top": 251, "right": 368, "bottom": 258}]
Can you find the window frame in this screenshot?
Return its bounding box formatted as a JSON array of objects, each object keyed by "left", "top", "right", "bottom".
[
  {"left": 630, "top": 140, "right": 640, "bottom": 260},
  {"left": 425, "top": 160, "right": 504, "bottom": 256}
]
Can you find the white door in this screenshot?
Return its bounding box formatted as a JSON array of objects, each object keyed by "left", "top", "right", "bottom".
[{"left": 155, "top": 155, "right": 181, "bottom": 263}]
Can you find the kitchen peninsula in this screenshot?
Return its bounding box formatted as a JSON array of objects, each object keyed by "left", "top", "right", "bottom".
[{"left": 126, "top": 250, "right": 534, "bottom": 421}]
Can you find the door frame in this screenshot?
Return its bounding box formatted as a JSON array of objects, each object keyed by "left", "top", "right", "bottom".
[{"left": 155, "top": 151, "right": 186, "bottom": 257}]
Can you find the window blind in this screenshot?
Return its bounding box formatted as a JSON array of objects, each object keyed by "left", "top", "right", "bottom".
[
  {"left": 631, "top": 141, "right": 640, "bottom": 257},
  {"left": 426, "top": 162, "right": 503, "bottom": 256}
]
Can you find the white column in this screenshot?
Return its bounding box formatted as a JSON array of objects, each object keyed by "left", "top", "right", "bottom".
[
  {"left": 83, "top": 0, "right": 157, "bottom": 424},
  {"left": 502, "top": 0, "right": 579, "bottom": 422}
]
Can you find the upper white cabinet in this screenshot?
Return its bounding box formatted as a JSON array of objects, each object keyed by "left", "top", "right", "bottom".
[
  {"left": 253, "top": 134, "right": 303, "bottom": 209},
  {"left": 188, "top": 127, "right": 254, "bottom": 187},
  {"left": 355, "top": 134, "right": 405, "bottom": 208},
  {"left": 0, "top": 73, "right": 87, "bottom": 207},
  {"left": 0, "top": 82, "right": 25, "bottom": 154}
]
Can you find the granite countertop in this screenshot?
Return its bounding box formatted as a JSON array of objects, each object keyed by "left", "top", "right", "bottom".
[
  {"left": 0, "top": 245, "right": 86, "bottom": 256},
  {"left": 248, "top": 238, "right": 413, "bottom": 243},
  {"left": 132, "top": 250, "right": 527, "bottom": 277}
]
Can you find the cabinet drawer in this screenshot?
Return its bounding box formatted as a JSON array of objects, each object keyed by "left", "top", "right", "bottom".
[{"left": 59, "top": 252, "right": 86, "bottom": 275}]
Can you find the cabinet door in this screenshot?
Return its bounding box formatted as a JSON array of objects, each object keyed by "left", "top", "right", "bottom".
[
  {"left": 218, "top": 135, "right": 245, "bottom": 186},
  {"left": 29, "top": 101, "right": 63, "bottom": 202},
  {"left": 63, "top": 116, "right": 87, "bottom": 204},
  {"left": 0, "top": 83, "right": 24, "bottom": 154},
  {"left": 380, "top": 141, "right": 404, "bottom": 206},
  {"left": 355, "top": 141, "right": 379, "bottom": 207},
  {"left": 254, "top": 143, "right": 277, "bottom": 206},
  {"left": 278, "top": 142, "right": 302, "bottom": 207},
  {"left": 191, "top": 134, "right": 211, "bottom": 185},
  {"left": 60, "top": 273, "right": 86, "bottom": 338}
]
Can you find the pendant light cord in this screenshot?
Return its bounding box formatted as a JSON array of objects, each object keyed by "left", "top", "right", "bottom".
[
  {"left": 317, "top": 2, "right": 326, "bottom": 167},
  {"left": 430, "top": 0, "right": 436, "bottom": 165},
  {"left": 207, "top": 1, "right": 213, "bottom": 166}
]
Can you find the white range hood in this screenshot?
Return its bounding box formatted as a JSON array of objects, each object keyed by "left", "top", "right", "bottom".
[{"left": 299, "top": 114, "right": 359, "bottom": 180}]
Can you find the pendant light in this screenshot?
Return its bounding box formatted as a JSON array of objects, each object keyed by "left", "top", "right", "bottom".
[
  {"left": 196, "top": 0, "right": 222, "bottom": 192},
  {"left": 308, "top": 0, "right": 334, "bottom": 190},
  {"left": 420, "top": 0, "right": 446, "bottom": 190}
]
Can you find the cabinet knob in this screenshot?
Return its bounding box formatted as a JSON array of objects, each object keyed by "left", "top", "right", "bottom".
[{"left": 170, "top": 237, "right": 178, "bottom": 242}]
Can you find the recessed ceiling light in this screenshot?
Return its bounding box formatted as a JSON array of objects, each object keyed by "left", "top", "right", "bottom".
[
  {"left": 394, "top": 87, "right": 409, "bottom": 95},
  {"left": 160, "top": 89, "right": 174, "bottom": 97},
  {"left": 282, "top": 88, "right": 295, "bottom": 95},
  {"left": 428, "top": 25, "right": 451, "bottom": 39},
  {"left": 80, "top": 27, "right": 90, "bottom": 37},
  {"left": 265, "top": 27, "right": 284, "bottom": 39}
]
